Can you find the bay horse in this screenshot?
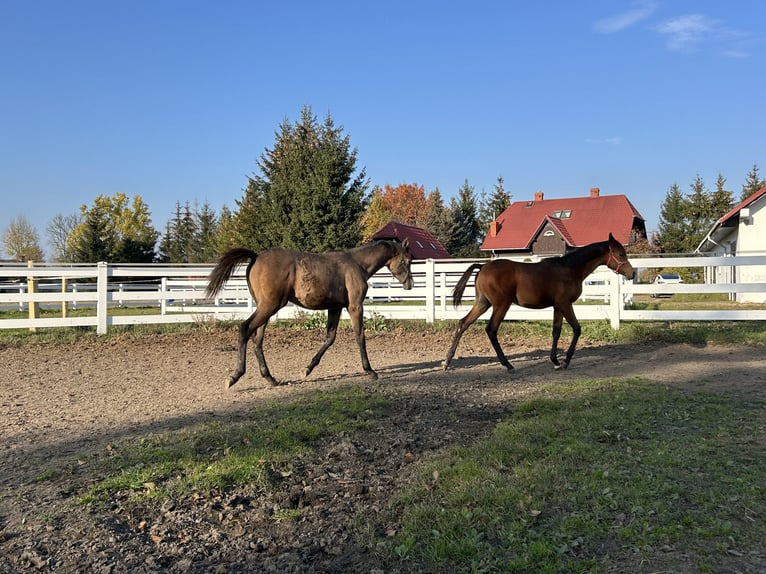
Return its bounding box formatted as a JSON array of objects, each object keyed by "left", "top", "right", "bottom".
[
  {"left": 206, "top": 239, "right": 413, "bottom": 388},
  {"left": 443, "top": 233, "right": 635, "bottom": 372}
]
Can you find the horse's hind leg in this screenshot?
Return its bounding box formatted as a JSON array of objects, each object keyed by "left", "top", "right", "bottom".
[
  {"left": 486, "top": 302, "right": 513, "bottom": 371},
  {"left": 229, "top": 308, "right": 277, "bottom": 388},
  {"left": 252, "top": 322, "right": 278, "bottom": 385},
  {"left": 304, "top": 308, "right": 342, "bottom": 377},
  {"left": 443, "top": 297, "right": 491, "bottom": 370},
  {"left": 550, "top": 306, "right": 581, "bottom": 370}
]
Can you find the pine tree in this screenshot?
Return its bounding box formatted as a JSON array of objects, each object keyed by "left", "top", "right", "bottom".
[
  {"left": 656, "top": 183, "right": 687, "bottom": 253},
  {"left": 69, "top": 193, "right": 158, "bottom": 262},
  {"left": 741, "top": 163, "right": 766, "bottom": 201},
  {"left": 422, "top": 188, "right": 452, "bottom": 249},
  {"left": 684, "top": 175, "right": 713, "bottom": 252},
  {"left": 478, "top": 175, "right": 512, "bottom": 232},
  {"left": 710, "top": 174, "right": 734, "bottom": 219},
  {"left": 447, "top": 180, "right": 482, "bottom": 257},
  {"left": 236, "top": 106, "right": 368, "bottom": 252}
]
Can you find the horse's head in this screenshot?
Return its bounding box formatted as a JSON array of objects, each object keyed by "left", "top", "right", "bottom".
[
  {"left": 387, "top": 238, "right": 414, "bottom": 290},
  {"left": 606, "top": 233, "right": 635, "bottom": 279}
]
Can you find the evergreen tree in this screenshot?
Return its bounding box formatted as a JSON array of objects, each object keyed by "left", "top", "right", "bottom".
[
  {"left": 684, "top": 175, "right": 714, "bottom": 252},
  {"left": 235, "top": 106, "right": 368, "bottom": 252},
  {"left": 477, "top": 175, "right": 512, "bottom": 232},
  {"left": 447, "top": 180, "right": 482, "bottom": 257},
  {"left": 214, "top": 205, "right": 240, "bottom": 255},
  {"left": 741, "top": 163, "right": 765, "bottom": 201},
  {"left": 422, "top": 188, "right": 452, "bottom": 249},
  {"left": 710, "top": 174, "right": 734, "bottom": 218},
  {"left": 195, "top": 201, "right": 219, "bottom": 262},
  {"left": 655, "top": 183, "right": 687, "bottom": 253},
  {"left": 68, "top": 193, "right": 158, "bottom": 262}
]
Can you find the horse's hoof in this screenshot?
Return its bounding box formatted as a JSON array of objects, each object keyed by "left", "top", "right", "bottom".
[
  {"left": 226, "top": 378, "right": 236, "bottom": 389},
  {"left": 367, "top": 370, "right": 379, "bottom": 381},
  {"left": 442, "top": 360, "right": 450, "bottom": 371},
  {"left": 265, "top": 376, "right": 279, "bottom": 386},
  {"left": 505, "top": 365, "right": 515, "bottom": 372}
]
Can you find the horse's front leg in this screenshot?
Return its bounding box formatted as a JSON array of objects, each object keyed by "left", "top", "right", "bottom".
[
  {"left": 305, "top": 308, "right": 341, "bottom": 377},
  {"left": 550, "top": 308, "right": 564, "bottom": 369},
  {"left": 560, "top": 306, "right": 581, "bottom": 369},
  {"left": 348, "top": 304, "right": 377, "bottom": 380}
]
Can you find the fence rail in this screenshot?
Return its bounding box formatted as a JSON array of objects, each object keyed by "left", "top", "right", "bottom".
[{"left": 1, "top": 255, "right": 766, "bottom": 334}]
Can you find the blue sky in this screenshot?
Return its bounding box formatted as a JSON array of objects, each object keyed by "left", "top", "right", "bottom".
[{"left": 1, "top": 1, "right": 764, "bottom": 257}]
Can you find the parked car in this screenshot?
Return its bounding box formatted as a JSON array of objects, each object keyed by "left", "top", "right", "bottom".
[{"left": 651, "top": 273, "right": 683, "bottom": 298}]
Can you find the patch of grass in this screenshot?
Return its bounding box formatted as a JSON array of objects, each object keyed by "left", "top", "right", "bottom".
[
  {"left": 386, "top": 379, "right": 765, "bottom": 573},
  {"left": 79, "top": 386, "right": 387, "bottom": 506}
]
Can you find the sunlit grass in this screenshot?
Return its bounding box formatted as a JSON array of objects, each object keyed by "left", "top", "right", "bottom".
[{"left": 386, "top": 379, "right": 766, "bottom": 573}]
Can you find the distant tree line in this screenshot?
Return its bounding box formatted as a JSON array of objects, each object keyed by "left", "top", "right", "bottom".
[
  {"left": 653, "top": 166, "right": 765, "bottom": 254},
  {"left": 1, "top": 106, "right": 764, "bottom": 262}
]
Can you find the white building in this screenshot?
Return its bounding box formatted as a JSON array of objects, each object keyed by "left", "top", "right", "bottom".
[{"left": 696, "top": 186, "right": 766, "bottom": 302}]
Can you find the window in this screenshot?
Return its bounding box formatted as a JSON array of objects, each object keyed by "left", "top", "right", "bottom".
[{"left": 552, "top": 210, "right": 571, "bottom": 219}]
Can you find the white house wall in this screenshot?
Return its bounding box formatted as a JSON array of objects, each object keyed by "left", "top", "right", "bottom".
[{"left": 736, "top": 197, "right": 766, "bottom": 302}]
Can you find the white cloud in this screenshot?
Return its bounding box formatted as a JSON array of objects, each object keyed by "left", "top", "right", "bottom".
[
  {"left": 586, "top": 137, "right": 624, "bottom": 146},
  {"left": 593, "top": 2, "right": 656, "bottom": 34},
  {"left": 655, "top": 14, "right": 719, "bottom": 52}
]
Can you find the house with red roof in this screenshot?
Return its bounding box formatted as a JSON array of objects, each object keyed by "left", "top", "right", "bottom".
[
  {"left": 481, "top": 187, "right": 646, "bottom": 257},
  {"left": 371, "top": 221, "right": 451, "bottom": 260},
  {"left": 696, "top": 185, "right": 766, "bottom": 303}
]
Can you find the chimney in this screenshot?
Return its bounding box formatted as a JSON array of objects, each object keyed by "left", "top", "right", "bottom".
[
  {"left": 534, "top": 191, "right": 544, "bottom": 201},
  {"left": 489, "top": 220, "right": 501, "bottom": 237},
  {"left": 590, "top": 187, "right": 600, "bottom": 198}
]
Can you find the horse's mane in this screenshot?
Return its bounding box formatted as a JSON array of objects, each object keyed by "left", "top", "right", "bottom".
[{"left": 556, "top": 239, "right": 609, "bottom": 266}]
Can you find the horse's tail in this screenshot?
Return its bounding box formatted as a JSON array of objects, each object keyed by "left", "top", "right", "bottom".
[
  {"left": 206, "top": 248, "right": 257, "bottom": 298},
  {"left": 452, "top": 263, "right": 484, "bottom": 307}
]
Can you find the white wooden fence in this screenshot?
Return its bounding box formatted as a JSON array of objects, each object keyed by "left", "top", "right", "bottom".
[{"left": 1, "top": 255, "right": 765, "bottom": 334}]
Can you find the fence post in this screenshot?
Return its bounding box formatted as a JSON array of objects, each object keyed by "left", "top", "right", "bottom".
[
  {"left": 424, "top": 259, "right": 435, "bottom": 323},
  {"left": 160, "top": 277, "right": 167, "bottom": 315},
  {"left": 61, "top": 276, "right": 68, "bottom": 318},
  {"left": 27, "top": 260, "right": 39, "bottom": 332},
  {"left": 97, "top": 262, "right": 108, "bottom": 335},
  {"left": 609, "top": 272, "right": 621, "bottom": 329}
]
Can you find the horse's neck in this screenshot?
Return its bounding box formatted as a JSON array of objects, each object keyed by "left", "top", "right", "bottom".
[
  {"left": 569, "top": 242, "right": 609, "bottom": 280},
  {"left": 353, "top": 243, "right": 393, "bottom": 275}
]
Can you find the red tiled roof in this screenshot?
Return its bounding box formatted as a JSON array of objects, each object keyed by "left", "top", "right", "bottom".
[
  {"left": 371, "top": 221, "right": 452, "bottom": 259},
  {"left": 716, "top": 185, "right": 766, "bottom": 224},
  {"left": 481, "top": 192, "right": 643, "bottom": 251}
]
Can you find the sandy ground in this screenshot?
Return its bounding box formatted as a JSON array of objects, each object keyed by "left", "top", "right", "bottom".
[{"left": 1, "top": 327, "right": 764, "bottom": 572}]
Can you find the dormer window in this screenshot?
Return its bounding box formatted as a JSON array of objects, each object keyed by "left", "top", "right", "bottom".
[{"left": 552, "top": 210, "right": 571, "bottom": 219}]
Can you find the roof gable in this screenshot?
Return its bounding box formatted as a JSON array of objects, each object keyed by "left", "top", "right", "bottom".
[
  {"left": 481, "top": 191, "right": 643, "bottom": 251},
  {"left": 371, "top": 221, "right": 452, "bottom": 259},
  {"left": 717, "top": 185, "right": 766, "bottom": 225}
]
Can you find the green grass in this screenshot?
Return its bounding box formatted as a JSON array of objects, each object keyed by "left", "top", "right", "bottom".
[
  {"left": 77, "top": 386, "right": 386, "bottom": 506},
  {"left": 386, "top": 379, "right": 765, "bottom": 573}
]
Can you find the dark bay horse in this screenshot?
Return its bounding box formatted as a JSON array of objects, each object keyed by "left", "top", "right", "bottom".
[
  {"left": 206, "top": 239, "right": 413, "bottom": 388},
  {"left": 444, "top": 233, "right": 635, "bottom": 372}
]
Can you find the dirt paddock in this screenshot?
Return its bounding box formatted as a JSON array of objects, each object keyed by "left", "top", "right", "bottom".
[{"left": 1, "top": 327, "right": 765, "bottom": 572}]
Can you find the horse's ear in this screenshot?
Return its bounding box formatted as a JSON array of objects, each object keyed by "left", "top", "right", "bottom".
[
  {"left": 402, "top": 238, "right": 409, "bottom": 250},
  {"left": 608, "top": 232, "right": 615, "bottom": 242}
]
